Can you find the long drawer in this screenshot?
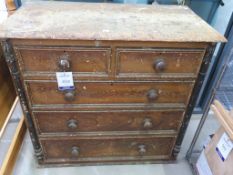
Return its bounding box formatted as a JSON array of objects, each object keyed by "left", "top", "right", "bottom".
[
  {"left": 116, "top": 48, "right": 204, "bottom": 78},
  {"left": 40, "top": 135, "right": 175, "bottom": 163},
  {"left": 15, "top": 46, "right": 111, "bottom": 76},
  {"left": 33, "top": 110, "right": 184, "bottom": 135},
  {"left": 25, "top": 81, "right": 193, "bottom": 106}
]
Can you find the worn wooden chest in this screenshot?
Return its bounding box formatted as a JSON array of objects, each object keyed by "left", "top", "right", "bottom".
[{"left": 0, "top": 2, "right": 225, "bottom": 165}]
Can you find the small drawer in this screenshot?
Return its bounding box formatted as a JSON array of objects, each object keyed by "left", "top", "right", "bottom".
[
  {"left": 40, "top": 135, "right": 175, "bottom": 163},
  {"left": 15, "top": 46, "right": 111, "bottom": 76},
  {"left": 25, "top": 81, "right": 193, "bottom": 106},
  {"left": 116, "top": 48, "right": 204, "bottom": 78},
  {"left": 33, "top": 110, "right": 184, "bottom": 134}
]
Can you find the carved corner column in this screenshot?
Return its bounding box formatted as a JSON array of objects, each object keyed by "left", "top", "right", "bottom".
[{"left": 1, "top": 39, "right": 43, "bottom": 161}]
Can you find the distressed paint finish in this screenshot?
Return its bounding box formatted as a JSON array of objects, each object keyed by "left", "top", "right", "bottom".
[
  {"left": 116, "top": 48, "right": 205, "bottom": 77},
  {"left": 0, "top": 2, "right": 226, "bottom": 42},
  {"left": 14, "top": 46, "right": 111, "bottom": 75},
  {"left": 40, "top": 135, "right": 176, "bottom": 164},
  {"left": 0, "top": 2, "right": 226, "bottom": 165},
  {"left": 33, "top": 110, "right": 185, "bottom": 135},
  {"left": 25, "top": 81, "right": 194, "bottom": 106}
]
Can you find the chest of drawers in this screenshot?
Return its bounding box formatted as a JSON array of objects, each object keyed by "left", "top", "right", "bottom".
[{"left": 0, "top": 2, "right": 225, "bottom": 165}]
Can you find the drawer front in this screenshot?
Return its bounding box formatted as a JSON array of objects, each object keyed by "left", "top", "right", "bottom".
[
  {"left": 116, "top": 49, "right": 204, "bottom": 78},
  {"left": 33, "top": 110, "right": 184, "bottom": 134},
  {"left": 26, "top": 81, "right": 193, "bottom": 106},
  {"left": 15, "top": 46, "right": 111, "bottom": 76},
  {"left": 41, "top": 136, "right": 175, "bottom": 162}
]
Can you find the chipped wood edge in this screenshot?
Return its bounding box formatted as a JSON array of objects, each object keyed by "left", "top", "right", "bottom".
[
  {"left": 0, "top": 96, "right": 18, "bottom": 139},
  {"left": 0, "top": 115, "right": 26, "bottom": 175}
]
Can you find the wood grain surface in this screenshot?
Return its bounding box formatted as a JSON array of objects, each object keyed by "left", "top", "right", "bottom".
[
  {"left": 116, "top": 48, "right": 204, "bottom": 76},
  {"left": 16, "top": 46, "right": 111, "bottom": 75},
  {"left": 25, "top": 81, "right": 193, "bottom": 106},
  {"left": 40, "top": 135, "right": 175, "bottom": 163},
  {"left": 33, "top": 110, "right": 184, "bottom": 135}
]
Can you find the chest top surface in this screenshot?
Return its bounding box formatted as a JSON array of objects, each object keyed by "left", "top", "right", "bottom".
[{"left": 0, "top": 1, "right": 226, "bottom": 42}]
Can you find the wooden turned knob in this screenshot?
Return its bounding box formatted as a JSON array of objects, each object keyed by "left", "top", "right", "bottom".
[
  {"left": 147, "top": 89, "right": 158, "bottom": 101},
  {"left": 58, "top": 53, "right": 71, "bottom": 71},
  {"left": 64, "top": 91, "right": 75, "bottom": 101},
  {"left": 143, "top": 118, "right": 153, "bottom": 129},
  {"left": 138, "top": 144, "right": 146, "bottom": 155},
  {"left": 71, "top": 146, "right": 79, "bottom": 156},
  {"left": 154, "top": 59, "right": 166, "bottom": 72},
  {"left": 67, "top": 119, "right": 78, "bottom": 129}
]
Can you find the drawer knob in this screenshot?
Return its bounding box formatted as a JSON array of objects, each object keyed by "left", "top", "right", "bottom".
[
  {"left": 71, "top": 146, "right": 79, "bottom": 156},
  {"left": 67, "top": 119, "right": 78, "bottom": 129},
  {"left": 58, "top": 54, "right": 71, "bottom": 71},
  {"left": 138, "top": 144, "right": 146, "bottom": 155},
  {"left": 143, "top": 118, "right": 153, "bottom": 129},
  {"left": 147, "top": 89, "right": 158, "bottom": 101},
  {"left": 64, "top": 91, "right": 75, "bottom": 101},
  {"left": 154, "top": 59, "right": 166, "bottom": 72}
]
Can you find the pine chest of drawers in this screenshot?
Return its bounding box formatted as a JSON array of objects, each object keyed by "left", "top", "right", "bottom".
[{"left": 0, "top": 2, "right": 225, "bottom": 165}]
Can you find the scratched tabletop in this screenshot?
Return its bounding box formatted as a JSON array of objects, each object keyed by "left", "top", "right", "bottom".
[{"left": 0, "top": 1, "right": 226, "bottom": 42}]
